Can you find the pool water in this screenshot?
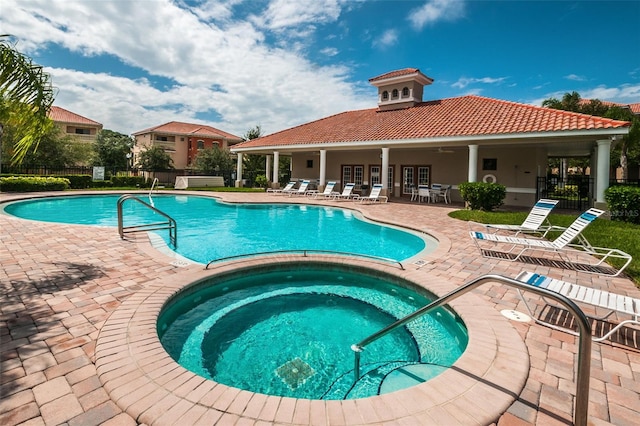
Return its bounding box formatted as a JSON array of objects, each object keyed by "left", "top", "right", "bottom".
[
  {"left": 2, "top": 194, "right": 434, "bottom": 263},
  {"left": 158, "top": 265, "right": 468, "bottom": 400}
]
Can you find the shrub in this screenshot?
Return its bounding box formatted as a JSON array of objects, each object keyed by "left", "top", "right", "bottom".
[
  {"left": 111, "top": 176, "right": 147, "bottom": 187},
  {"left": 605, "top": 186, "right": 640, "bottom": 224},
  {"left": 0, "top": 176, "right": 70, "bottom": 192},
  {"left": 553, "top": 184, "right": 578, "bottom": 197},
  {"left": 60, "top": 175, "right": 92, "bottom": 189},
  {"left": 458, "top": 182, "right": 506, "bottom": 211},
  {"left": 254, "top": 174, "right": 268, "bottom": 188}
]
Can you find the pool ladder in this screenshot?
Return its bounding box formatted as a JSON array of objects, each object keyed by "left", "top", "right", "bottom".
[
  {"left": 351, "top": 274, "right": 593, "bottom": 426},
  {"left": 117, "top": 194, "right": 177, "bottom": 248}
]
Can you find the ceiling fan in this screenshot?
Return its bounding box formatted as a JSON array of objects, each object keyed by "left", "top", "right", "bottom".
[{"left": 436, "top": 147, "right": 455, "bottom": 154}]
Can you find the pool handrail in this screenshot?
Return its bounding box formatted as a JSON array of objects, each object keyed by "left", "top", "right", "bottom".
[
  {"left": 350, "top": 273, "right": 592, "bottom": 426},
  {"left": 117, "top": 194, "right": 177, "bottom": 248},
  {"left": 205, "top": 250, "right": 404, "bottom": 270},
  {"left": 149, "top": 177, "right": 159, "bottom": 207}
]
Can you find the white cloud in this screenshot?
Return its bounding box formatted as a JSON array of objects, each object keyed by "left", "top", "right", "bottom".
[
  {"left": 565, "top": 74, "right": 587, "bottom": 82},
  {"left": 252, "top": 0, "right": 344, "bottom": 31},
  {"left": 1, "top": 0, "right": 372, "bottom": 136},
  {"left": 529, "top": 83, "right": 640, "bottom": 107},
  {"left": 408, "top": 0, "right": 466, "bottom": 30},
  {"left": 452, "top": 76, "right": 507, "bottom": 89},
  {"left": 320, "top": 47, "right": 339, "bottom": 57},
  {"left": 373, "top": 29, "right": 399, "bottom": 49}
]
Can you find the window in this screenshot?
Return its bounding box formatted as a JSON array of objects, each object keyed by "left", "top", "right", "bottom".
[
  {"left": 392, "top": 89, "right": 399, "bottom": 99},
  {"left": 382, "top": 91, "right": 389, "bottom": 101},
  {"left": 402, "top": 87, "right": 409, "bottom": 97},
  {"left": 483, "top": 158, "right": 497, "bottom": 170},
  {"left": 197, "top": 140, "right": 205, "bottom": 150},
  {"left": 341, "top": 165, "right": 364, "bottom": 188},
  {"left": 306, "top": 159, "right": 313, "bottom": 168},
  {"left": 157, "top": 136, "right": 168, "bottom": 141},
  {"left": 402, "top": 165, "right": 430, "bottom": 195},
  {"left": 74, "top": 128, "right": 90, "bottom": 135}
]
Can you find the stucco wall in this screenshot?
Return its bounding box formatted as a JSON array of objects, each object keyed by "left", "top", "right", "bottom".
[{"left": 289, "top": 145, "right": 547, "bottom": 207}]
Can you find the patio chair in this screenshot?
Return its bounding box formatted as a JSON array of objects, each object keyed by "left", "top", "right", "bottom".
[
  {"left": 433, "top": 184, "right": 451, "bottom": 204},
  {"left": 310, "top": 181, "right": 338, "bottom": 198},
  {"left": 515, "top": 271, "right": 640, "bottom": 342},
  {"left": 331, "top": 183, "right": 356, "bottom": 200},
  {"left": 267, "top": 181, "right": 295, "bottom": 195},
  {"left": 484, "top": 199, "right": 559, "bottom": 236},
  {"left": 353, "top": 183, "right": 388, "bottom": 203},
  {"left": 417, "top": 185, "right": 431, "bottom": 203},
  {"left": 429, "top": 184, "right": 451, "bottom": 204},
  {"left": 469, "top": 208, "right": 632, "bottom": 276},
  {"left": 288, "top": 180, "right": 311, "bottom": 196}
]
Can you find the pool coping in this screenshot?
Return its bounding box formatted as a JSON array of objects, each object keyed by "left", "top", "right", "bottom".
[{"left": 95, "top": 254, "right": 530, "bottom": 425}]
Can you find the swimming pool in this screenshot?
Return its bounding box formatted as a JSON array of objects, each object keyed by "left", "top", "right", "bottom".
[
  {"left": 2, "top": 194, "right": 436, "bottom": 264},
  {"left": 158, "top": 262, "right": 468, "bottom": 400}
]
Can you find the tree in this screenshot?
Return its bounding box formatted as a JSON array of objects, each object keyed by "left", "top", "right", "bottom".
[
  {"left": 0, "top": 34, "right": 56, "bottom": 169},
  {"left": 137, "top": 146, "right": 174, "bottom": 171},
  {"left": 243, "top": 124, "right": 262, "bottom": 141},
  {"left": 94, "top": 129, "right": 134, "bottom": 169},
  {"left": 1, "top": 118, "right": 92, "bottom": 168},
  {"left": 541, "top": 91, "right": 582, "bottom": 112},
  {"left": 193, "top": 146, "right": 234, "bottom": 174},
  {"left": 605, "top": 106, "right": 640, "bottom": 180},
  {"left": 542, "top": 92, "right": 639, "bottom": 180}
]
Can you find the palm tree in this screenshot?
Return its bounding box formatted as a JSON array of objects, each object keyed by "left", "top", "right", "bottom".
[{"left": 1, "top": 34, "right": 56, "bottom": 171}]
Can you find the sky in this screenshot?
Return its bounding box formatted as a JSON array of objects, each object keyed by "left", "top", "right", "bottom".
[{"left": 2, "top": 0, "right": 639, "bottom": 138}]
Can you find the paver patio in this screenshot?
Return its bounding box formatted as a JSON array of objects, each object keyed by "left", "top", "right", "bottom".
[{"left": 1, "top": 190, "right": 639, "bottom": 425}]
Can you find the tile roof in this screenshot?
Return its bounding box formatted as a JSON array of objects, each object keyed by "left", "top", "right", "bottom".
[
  {"left": 132, "top": 121, "right": 242, "bottom": 141},
  {"left": 369, "top": 68, "right": 421, "bottom": 82},
  {"left": 48, "top": 106, "right": 102, "bottom": 126},
  {"left": 579, "top": 99, "right": 640, "bottom": 115},
  {"left": 234, "top": 95, "right": 631, "bottom": 149}
]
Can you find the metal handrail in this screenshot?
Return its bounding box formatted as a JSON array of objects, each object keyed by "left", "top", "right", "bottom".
[
  {"left": 351, "top": 274, "right": 592, "bottom": 426},
  {"left": 149, "top": 178, "right": 159, "bottom": 206},
  {"left": 205, "top": 249, "right": 404, "bottom": 270},
  {"left": 117, "top": 194, "right": 177, "bottom": 248}
]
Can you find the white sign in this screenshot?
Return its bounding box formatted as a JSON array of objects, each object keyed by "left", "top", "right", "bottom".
[{"left": 93, "top": 166, "right": 105, "bottom": 181}]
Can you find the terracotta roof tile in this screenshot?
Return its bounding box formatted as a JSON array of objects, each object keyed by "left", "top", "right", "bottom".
[
  {"left": 369, "top": 68, "right": 421, "bottom": 82},
  {"left": 235, "top": 95, "right": 630, "bottom": 149},
  {"left": 579, "top": 99, "right": 640, "bottom": 115},
  {"left": 132, "top": 121, "right": 242, "bottom": 140},
  {"left": 48, "top": 106, "right": 102, "bottom": 126}
]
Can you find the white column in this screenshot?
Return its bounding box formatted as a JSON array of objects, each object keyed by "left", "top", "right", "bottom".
[
  {"left": 381, "top": 147, "right": 390, "bottom": 196},
  {"left": 272, "top": 151, "right": 280, "bottom": 186},
  {"left": 596, "top": 139, "right": 611, "bottom": 205},
  {"left": 319, "top": 149, "right": 327, "bottom": 187},
  {"left": 266, "top": 155, "right": 271, "bottom": 186},
  {"left": 235, "top": 153, "right": 243, "bottom": 187},
  {"left": 468, "top": 144, "right": 478, "bottom": 182}
]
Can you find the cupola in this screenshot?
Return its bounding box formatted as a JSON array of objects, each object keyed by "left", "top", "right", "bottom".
[{"left": 368, "top": 68, "right": 434, "bottom": 111}]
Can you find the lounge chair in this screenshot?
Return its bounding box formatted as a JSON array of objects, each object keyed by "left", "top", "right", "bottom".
[
  {"left": 267, "top": 181, "right": 295, "bottom": 195},
  {"left": 484, "top": 199, "right": 559, "bottom": 236},
  {"left": 331, "top": 183, "right": 356, "bottom": 200},
  {"left": 353, "top": 183, "right": 388, "bottom": 203},
  {"left": 310, "top": 181, "right": 338, "bottom": 198},
  {"left": 515, "top": 271, "right": 640, "bottom": 342},
  {"left": 469, "top": 208, "right": 632, "bottom": 276},
  {"left": 288, "top": 179, "right": 311, "bottom": 196}
]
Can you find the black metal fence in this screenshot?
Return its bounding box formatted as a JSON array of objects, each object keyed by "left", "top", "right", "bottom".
[
  {"left": 536, "top": 175, "right": 593, "bottom": 211},
  {"left": 537, "top": 176, "right": 640, "bottom": 210}
]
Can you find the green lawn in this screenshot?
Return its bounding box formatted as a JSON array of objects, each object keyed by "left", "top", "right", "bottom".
[{"left": 449, "top": 210, "right": 640, "bottom": 286}]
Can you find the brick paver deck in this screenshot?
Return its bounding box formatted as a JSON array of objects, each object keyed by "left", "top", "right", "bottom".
[{"left": 1, "top": 190, "right": 639, "bottom": 425}]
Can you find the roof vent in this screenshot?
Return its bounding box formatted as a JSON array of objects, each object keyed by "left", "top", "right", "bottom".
[{"left": 369, "top": 68, "right": 433, "bottom": 111}]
